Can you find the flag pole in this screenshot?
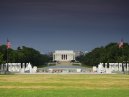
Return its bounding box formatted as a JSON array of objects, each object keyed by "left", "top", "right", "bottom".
[
  {"left": 6, "top": 39, "right": 11, "bottom": 73},
  {"left": 119, "top": 39, "right": 124, "bottom": 73},
  {"left": 6, "top": 46, "right": 9, "bottom": 72}
]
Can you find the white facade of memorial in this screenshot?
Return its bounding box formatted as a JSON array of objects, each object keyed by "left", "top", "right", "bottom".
[{"left": 53, "top": 50, "right": 75, "bottom": 62}]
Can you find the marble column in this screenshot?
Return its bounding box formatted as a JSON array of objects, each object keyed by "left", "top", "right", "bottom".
[
  {"left": 109, "top": 63, "right": 111, "bottom": 71},
  {"left": 127, "top": 63, "right": 129, "bottom": 72},
  {"left": 53, "top": 54, "right": 55, "bottom": 61},
  {"left": 119, "top": 63, "right": 122, "bottom": 71},
  {"left": 1, "top": 64, "right": 3, "bottom": 71},
  {"left": 105, "top": 63, "right": 107, "bottom": 68}
]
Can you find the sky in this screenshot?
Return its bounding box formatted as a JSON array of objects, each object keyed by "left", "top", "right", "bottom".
[{"left": 0, "top": 0, "right": 129, "bottom": 53}]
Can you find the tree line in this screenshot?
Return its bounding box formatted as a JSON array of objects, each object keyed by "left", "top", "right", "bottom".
[
  {"left": 0, "top": 45, "right": 51, "bottom": 67},
  {"left": 1, "top": 42, "right": 129, "bottom": 67},
  {"left": 77, "top": 43, "right": 129, "bottom": 66}
]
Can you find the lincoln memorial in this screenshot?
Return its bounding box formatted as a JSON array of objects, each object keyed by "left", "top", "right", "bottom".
[{"left": 53, "top": 50, "right": 75, "bottom": 62}]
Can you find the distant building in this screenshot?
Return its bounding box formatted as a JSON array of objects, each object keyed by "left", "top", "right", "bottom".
[{"left": 53, "top": 50, "right": 75, "bottom": 62}]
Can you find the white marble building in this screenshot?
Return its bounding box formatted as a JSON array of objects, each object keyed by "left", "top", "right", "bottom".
[{"left": 53, "top": 50, "right": 75, "bottom": 62}]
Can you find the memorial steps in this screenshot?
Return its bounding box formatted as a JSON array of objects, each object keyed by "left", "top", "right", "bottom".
[{"left": 56, "top": 61, "right": 73, "bottom": 66}]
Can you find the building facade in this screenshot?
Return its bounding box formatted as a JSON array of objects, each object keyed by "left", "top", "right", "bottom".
[{"left": 53, "top": 50, "right": 75, "bottom": 62}]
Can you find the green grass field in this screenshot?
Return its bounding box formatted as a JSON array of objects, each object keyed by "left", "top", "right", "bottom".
[{"left": 0, "top": 74, "right": 129, "bottom": 97}]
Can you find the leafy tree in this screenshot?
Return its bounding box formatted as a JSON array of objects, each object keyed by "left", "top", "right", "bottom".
[
  {"left": 0, "top": 45, "right": 51, "bottom": 67},
  {"left": 0, "top": 45, "right": 7, "bottom": 62},
  {"left": 0, "top": 52, "right": 4, "bottom": 65},
  {"left": 78, "top": 42, "right": 129, "bottom": 66}
]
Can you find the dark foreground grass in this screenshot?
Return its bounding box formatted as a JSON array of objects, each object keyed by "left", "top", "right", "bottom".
[
  {"left": 0, "top": 74, "right": 129, "bottom": 97},
  {"left": 0, "top": 89, "right": 129, "bottom": 97}
]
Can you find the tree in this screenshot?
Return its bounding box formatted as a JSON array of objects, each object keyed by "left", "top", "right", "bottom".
[
  {"left": 0, "top": 52, "right": 4, "bottom": 65},
  {"left": 0, "top": 45, "right": 7, "bottom": 62},
  {"left": 0, "top": 45, "right": 51, "bottom": 67},
  {"left": 78, "top": 42, "right": 129, "bottom": 66}
]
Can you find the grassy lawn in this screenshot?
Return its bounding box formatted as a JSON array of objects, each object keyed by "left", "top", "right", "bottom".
[{"left": 0, "top": 74, "right": 129, "bottom": 97}]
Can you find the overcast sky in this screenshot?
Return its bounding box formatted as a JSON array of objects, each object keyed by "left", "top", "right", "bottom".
[{"left": 0, "top": 0, "right": 129, "bottom": 53}]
